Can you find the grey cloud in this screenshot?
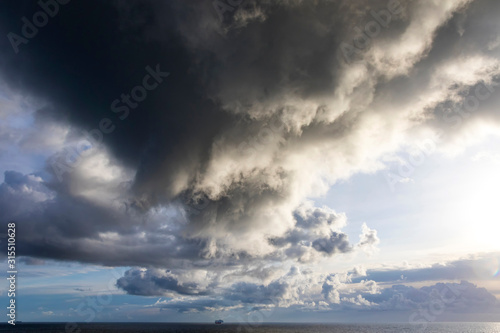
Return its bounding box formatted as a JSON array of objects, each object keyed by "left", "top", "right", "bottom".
[
  {"left": 293, "top": 204, "right": 346, "bottom": 231},
  {"left": 267, "top": 204, "right": 369, "bottom": 262},
  {"left": 0, "top": 170, "right": 207, "bottom": 267},
  {"left": 312, "top": 233, "right": 352, "bottom": 255},
  {"left": 356, "top": 223, "right": 380, "bottom": 253},
  {"left": 155, "top": 297, "right": 238, "bottom": 313},
  {"left": 363, "top": 281, "right": 498, "bottom": 313},
  {"left": 352, "top": 254, "right": 500, "bottom": 284},
  {"left": 118, "top": 265, "right": 308, "bottom": 312},
  {"left": 116, "top": 268, "right": 212, "bottom": 296},
  {"left": 227, "top": 281, "right": 288, "bottom": 304},
  {"left": 133, "top": 267, "right": 499, "bottom": 315}
]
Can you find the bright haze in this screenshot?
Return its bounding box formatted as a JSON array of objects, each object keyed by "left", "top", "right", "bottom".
[{"left": 0, "top": 0, "right": 499, "bottom": 324}]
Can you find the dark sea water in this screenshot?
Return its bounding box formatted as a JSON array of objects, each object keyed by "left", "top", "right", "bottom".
[{"left": 1, "top": 322, "right": 499, "bottom": 333}]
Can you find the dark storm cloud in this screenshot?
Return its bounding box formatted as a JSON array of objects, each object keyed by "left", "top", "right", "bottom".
[
  {"left": 0, "top": 0, "right": 499, "bottom": 275},
  {"left": 0, "top": 0, "right": 234, "bottom": 181}
]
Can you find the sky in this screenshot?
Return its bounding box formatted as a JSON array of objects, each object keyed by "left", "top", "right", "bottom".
[{"left": 0, "top": 0, "right": 500, "bottom": 325}]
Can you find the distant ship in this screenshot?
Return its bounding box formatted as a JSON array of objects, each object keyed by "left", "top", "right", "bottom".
[{"left": 215, "top": 319, "right": 224, "bottom": 324}]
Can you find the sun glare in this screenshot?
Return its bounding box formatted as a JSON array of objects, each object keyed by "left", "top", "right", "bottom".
[{"left": 449, "top": 160, "right": 500, "bottom": 250}]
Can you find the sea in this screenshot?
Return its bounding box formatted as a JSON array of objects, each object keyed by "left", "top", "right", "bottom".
[{"left": 0, "top": 322, "right": 499, "bottom": 333}]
